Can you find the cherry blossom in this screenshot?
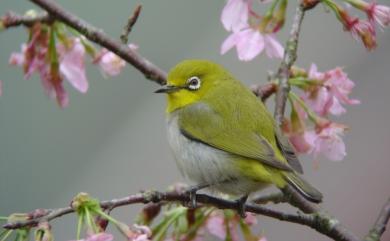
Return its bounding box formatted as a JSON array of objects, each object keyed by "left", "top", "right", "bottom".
[
  {"left": 301, "top": 64, "right": 359, "bottom": 116},
  {"left": 221, "top": 0, "right": 250, "bottom": 32},
  {"left": 304, "top": 122, "right": 347, "bottom": 161},
  {"left": 58, "top": 38, "right": 88, "bottom": 93},
  {"left": 8, "top": 25, "right": 89, "bottom": 108},
  {"left": 347, "top": 0, "right": 390, "bottom": 28},
  {"left": 366, "top": 1, "right": 390, "bottom": 27},
  {"left": 339, "top": 9, "right": 377, "bottom": 49},
  {"left": 221, "top": 26, "right": 283, "bottom": 61},
  {"left": 282, "top": 102, "right": 312, "bottom": 154},
  {"left": 206, "top": 211, "right": 257, "bottom": 241},
  {"left": 94, "top": 44, "right": 136, "bottom": 78}
]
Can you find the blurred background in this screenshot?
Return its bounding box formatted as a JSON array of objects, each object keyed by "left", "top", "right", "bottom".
[{"left": 0, "top": 0, "right": 389, "bottom": 240}]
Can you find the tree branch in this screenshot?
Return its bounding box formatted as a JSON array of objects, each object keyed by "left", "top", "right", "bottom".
[
  {"left": 28, "top": 0, "right": 167, "bottom": 85},
  {"left": 0, "top": 190, "right": 374, "bottom": 241}
]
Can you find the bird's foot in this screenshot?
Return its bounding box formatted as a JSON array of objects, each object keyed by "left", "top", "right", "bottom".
[
  {"left": 235, "top": 195, "right": 248, "bottom": 218},
  {"left": 185, "top": 183, "right": 209, "bottom": 209}
]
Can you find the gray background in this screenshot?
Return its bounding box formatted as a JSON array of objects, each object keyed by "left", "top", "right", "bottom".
[{"left": 0, "top": 0, "right": 389, "bottom": 241}]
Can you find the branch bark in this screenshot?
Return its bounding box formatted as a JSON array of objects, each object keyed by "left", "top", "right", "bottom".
[
  {"left": 3, "top": 190, "right": 389, "bottom": 241},
  {"left": 0, "top": 190, "right": 373, "bottom": 241},
  {"left": 365, "top": 197, "right": 390, "bottom": 241},
  {"left": 274, "top": 4, "right": 305, "bottom": 125},
  {"left": 0, "top": 11, "right": 51, "bottom": 28}
]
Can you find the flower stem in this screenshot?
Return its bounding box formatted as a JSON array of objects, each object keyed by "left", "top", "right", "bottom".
[
  {"left": 0, "top": 230, "right": 12, "bottom": 241},
  {"left": 76, "top": 212, "right": 83, "bottom": 240},
  {"left": 288, "top": 91, "right": 319, "bottom": 124},
  {"left": 84, "top": 207, "right": 98, "bottom": 234}
]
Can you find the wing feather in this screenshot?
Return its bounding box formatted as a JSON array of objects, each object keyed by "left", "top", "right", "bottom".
[{"left": 178, "top": 102, "right": 293, "bottom": 172}]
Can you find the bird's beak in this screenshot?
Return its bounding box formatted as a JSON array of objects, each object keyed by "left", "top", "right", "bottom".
[{"left": 154, "top": 85, "right": 182, "bottom": 93}]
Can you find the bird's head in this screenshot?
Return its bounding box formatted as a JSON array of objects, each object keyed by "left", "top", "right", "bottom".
[{"left": 156, "top": 59, "right": 231, "bottom": 113}]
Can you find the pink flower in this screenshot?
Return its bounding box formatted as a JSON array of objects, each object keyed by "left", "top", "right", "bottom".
[
  {"left": 9, "top": 44, "right": 26, "bottom": 67},
  {"left": 351, "top": 0, "right": 390, "bottom": 28},
  {"left": 282, "top": 102, "right": 312, "bottom": 154},
  {"left": 302, "top": 64, "right": 359, "bottom": 116},
  {"left": 340, "top": 10, "right": 377, "bottom": 49},
  {"left": 221, "top": 27, "right": 283, "bottom": 61},
  {"left": 93, "top": 44, "right": 136, "bottom": 78},
  {"left": 221, "top": 0, "right": 250, "bottom": 32},
  {"left": 308, "top": 63, "right": 324, "bottom": 80},
  {"left": 58, "top": 38, "right": 88, "bottom": 93},
  {"left": 325, "top": 67, "right": 360, "bottom": 105},
  {"left": 206, "top": 214, "right": 226, "bottom": 240},
  {"left": 304, "top": 122, "right": 347, "bottom": 161},
  {"left": 263, "top": 34, "right": 284, "bottom": 59},
  {"left": 243, "top": 212, "right": 257, "bottom": 226},
  {"left": 41, "top": 69, "right": 69, "bottom": 108},
  {"left": 206, "top": 211, "right": 240, "bottom": 241},
  {"left": 8, "top": 26, "right": 88, "bottom": 107},
  {"left": 129, "top": 224, "right": 152, "bottom": 241},
  {"left": 366, "top": 1, "right": 390, "bottom": 28},
  {"left": 70, "top": 233, "right": 113, "bottom": 241}
]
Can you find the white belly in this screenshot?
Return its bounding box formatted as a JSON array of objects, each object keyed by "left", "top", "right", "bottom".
[{"left": 167, "top": 114, "right": 268, "bottom": 196}]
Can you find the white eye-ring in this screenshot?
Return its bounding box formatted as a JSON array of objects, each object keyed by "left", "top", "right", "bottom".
[{"left": 187, "top": 76, "right": 201, "bottom": 90}]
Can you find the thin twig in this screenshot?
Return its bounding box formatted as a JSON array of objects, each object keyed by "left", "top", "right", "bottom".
[
  {"left": 0, "top": 11, "right": 52, "bottom": 28},
  {"left": 364, "top": 197, "right": 390, "bottom": 241},
  {"left": 251, "top": 82, "right": 277, "bottom": 102},
  {"left": 274, "top": 4, "right": 305, "bottom": 125},
  {"left": 28, "top": 0, "right": 167, "bottom": 85},
  {"left": 120, "top": 5, "right": 142, "bottom": 44}
]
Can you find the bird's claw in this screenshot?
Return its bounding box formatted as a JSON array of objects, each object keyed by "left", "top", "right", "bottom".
[
  {"left": 236, "top": 195, "right": 248, "bottom": 218},
  {"left": 185, "top": 184, "right": 209, "bottom": 209},
  {"left": 188, "top": 188, "right": 197, "bottom": 208}
]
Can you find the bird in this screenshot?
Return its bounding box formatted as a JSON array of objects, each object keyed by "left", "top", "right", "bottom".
[{"left": 156, "top": 59, "right": 322, "bottom": 215}]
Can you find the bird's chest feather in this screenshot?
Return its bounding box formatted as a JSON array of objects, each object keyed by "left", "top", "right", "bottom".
[{"left": 166, "top": 114, "right": 263, "bottom": 195}]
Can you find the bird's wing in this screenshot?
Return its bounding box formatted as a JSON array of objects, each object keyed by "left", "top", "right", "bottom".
[
  {"left": 274, "top": 127, "right": 303, "bottom": 173},
  {"left": 177, "top": 102, "right": 293, "bottom": 172}
]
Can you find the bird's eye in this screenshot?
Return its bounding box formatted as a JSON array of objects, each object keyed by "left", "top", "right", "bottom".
[{"left": 186, "top": 76, "right": 201, "bottom": 90}]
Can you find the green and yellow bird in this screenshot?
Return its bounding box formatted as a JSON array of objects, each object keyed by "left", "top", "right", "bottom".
[{"left": 156, "top": 59, "right": 322, "bottom": 211}]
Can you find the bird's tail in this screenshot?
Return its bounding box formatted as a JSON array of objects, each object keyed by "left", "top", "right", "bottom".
[{"left": 283, "top": 172, "right": 323, "bottom": 203}]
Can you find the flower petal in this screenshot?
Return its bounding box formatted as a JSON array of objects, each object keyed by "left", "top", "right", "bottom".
[
  {"left": 263, "top": 34, "right": 284, "bottom": 59},
  {"left": 59, "top": 38, "right": 88, "bottom": 93},
  {"left": 236, "top": 29, "right": 264, "bottom": 61},
  {"left": 221, "top": 0, "right": 249, "bottom": 32},
  {"left": 206, "top": 214, "right": 226, "bottom": 240},
  {"left": 221, "top": 32, "right": 239, "bottom": 55}
]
